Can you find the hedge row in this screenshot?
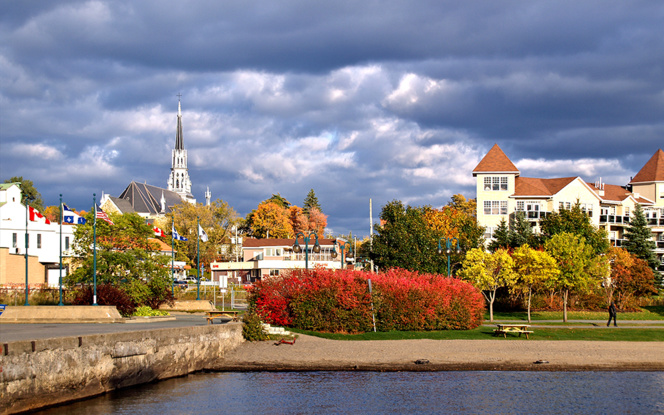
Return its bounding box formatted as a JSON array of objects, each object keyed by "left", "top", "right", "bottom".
[{"left": 248, "top": 268, "right": 484, "bottom": 333}]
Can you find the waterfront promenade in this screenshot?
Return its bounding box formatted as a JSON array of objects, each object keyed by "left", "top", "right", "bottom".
[{"left": 2, "top": 313, "right": 663, "bottom": 373}]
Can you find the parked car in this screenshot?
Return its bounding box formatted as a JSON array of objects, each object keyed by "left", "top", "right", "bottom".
[{"left": 174, "top": 280, "right": 188, "bottom": 289}]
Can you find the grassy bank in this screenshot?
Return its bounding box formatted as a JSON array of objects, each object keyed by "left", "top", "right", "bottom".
[
  {"left": 487, "top": 306, "right": 664, "bottom": 321},
  {"left": 291, "top": 327, "right": 664, "bottom": 341}
]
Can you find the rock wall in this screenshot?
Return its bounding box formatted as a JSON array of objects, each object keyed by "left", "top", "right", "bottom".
[{"left": 0, "top": 324, "right": 244, "bottom": 414}]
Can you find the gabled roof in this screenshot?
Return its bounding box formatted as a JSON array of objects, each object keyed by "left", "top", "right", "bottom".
[
  {"left": 0, "top": 182, "right": 20, "bottom": 191},
  {"left": 513, "top": 177, "right": 577, "bottom": 196},
  {"left": 118, "top": 181, "right": 184, "bottom": 215},
  {"left": 242, "top": 238, "right": 337, "bottom": 248},
  {"left": 108, "top": 196, "right": 136, "bottom": 214},
  {"left": 473, "top": 144, "right": 520, "bottom": 175},
  {"left": 586, "top": 183, "right": 632, "bottom": 203},
  {"left": 630, "top": 149, "right": 664, "bottom": 183}
]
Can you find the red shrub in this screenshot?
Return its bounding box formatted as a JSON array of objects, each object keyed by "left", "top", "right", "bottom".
[
  {"left": 248, "top": 267, "right": 484, "bottom": 333},
  {"left": 72, "top": 284, "right": 136, "bottom": 316}
]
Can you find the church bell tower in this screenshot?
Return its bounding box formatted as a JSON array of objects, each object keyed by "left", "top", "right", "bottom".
[{"left": 167, "top": 96, "right": 195, "bottom": 203}]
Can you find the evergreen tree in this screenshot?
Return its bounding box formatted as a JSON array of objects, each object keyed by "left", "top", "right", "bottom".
[
  {"left": 488, "top": 218, "right": 510, "bottom": 252},
  {"left": 510, "top": 211, "right": 537, "bottom": 248},
  {"left": 303, "top": 189, "right": 321, "bottom": 216},
  {"left": 623, "top": 204, "right": 659, "bottom": 280}
]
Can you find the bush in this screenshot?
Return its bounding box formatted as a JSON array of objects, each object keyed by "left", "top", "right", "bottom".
[
  {"left": 72, "top": 284, "right": 136, "bottom": 316},
  {"left": 248, "top": 268, "right": 484, "bottom": 333},
  {"left": 242, "top": 311, "right": 269, "bottom": 341},
  {"left": 132, "top": 305, "right": 169, "bottom": 316}
]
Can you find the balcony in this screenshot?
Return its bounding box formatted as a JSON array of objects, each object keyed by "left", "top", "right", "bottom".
[
  {"left": 599, "top": 215, "right": 630, "bottom": 225},
  {"left": 516, "top": 211, "right": 550, "bottom": 221},
  {"left": 646, "top": 218, "right": 664, "bottom": 227}
]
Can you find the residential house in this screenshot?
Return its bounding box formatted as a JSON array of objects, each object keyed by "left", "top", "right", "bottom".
[
  {"left": 0, "top": 183, "right": 77, "bottom": 287},
  {"left": 474, "top": 145, "right": 664, "bottom": 273}
]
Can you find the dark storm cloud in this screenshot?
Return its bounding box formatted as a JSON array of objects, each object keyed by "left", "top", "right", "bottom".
[{"left": 1, "top": 1, "right": 663, "bottom": 236}]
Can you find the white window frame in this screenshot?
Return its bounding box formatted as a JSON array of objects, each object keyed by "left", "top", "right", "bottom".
[
  {"left": 484, "top": 201, "right": 507, "bottom": 215},
  {"left": 483, "top": 176, "right": 508, "bottom": 191}
]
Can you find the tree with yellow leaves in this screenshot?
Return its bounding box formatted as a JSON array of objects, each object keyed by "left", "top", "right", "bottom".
[
  {"left": 511, "top": 245, "right": 559, "bottom": 322},
  {"left": 460, "top": 248, "right": 517, "bottom": 321},
  {"left": 251, "top": 201, "right": 294, "bottom": 238}
]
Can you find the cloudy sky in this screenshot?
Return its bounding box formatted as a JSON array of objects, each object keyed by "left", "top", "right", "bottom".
[{"left": 2, "top": 1, "right": 663, "bottom": 236}]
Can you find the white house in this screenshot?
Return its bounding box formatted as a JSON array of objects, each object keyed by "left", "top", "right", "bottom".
[{"left": 0, "top": 183, "right": 77, "bottom": 287}]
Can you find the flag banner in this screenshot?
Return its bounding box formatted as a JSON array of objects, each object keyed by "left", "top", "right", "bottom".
[
  {"left": 28, "top": 206, "right": 51, "bottom": 224},
  {"left": 63, "top": 204, "right": 86, "bottom": 224},
  {"left": 95, "top": 204, "right": 114, "bottom": 225},
  {"left": 153, "top": 226, "right": 166, "bottom": 237},
  {"left": 172, "top": 224, "right": 188, "bottom": 241},
  {"left": 198, "top": 224, "right": 209, "bottom": 242}
]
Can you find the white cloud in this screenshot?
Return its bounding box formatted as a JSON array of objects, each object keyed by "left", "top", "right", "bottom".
[{"left": 10, "top": 143, "right": 63, "bottom": 160}]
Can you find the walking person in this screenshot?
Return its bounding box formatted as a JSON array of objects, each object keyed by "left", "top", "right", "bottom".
[{"left": 607, "top": 302, "right": 617, "bottom": 327}]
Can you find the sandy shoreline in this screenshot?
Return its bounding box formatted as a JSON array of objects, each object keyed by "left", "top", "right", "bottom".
[{"left": 218, "top": 334, "right": 664, "bottom": 372}]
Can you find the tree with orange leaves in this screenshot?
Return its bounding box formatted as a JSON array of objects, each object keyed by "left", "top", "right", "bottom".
[
  {"left": 251, "top": 201, "right": 294, "bottom": 238},
  {"left": 307, "top": 207, "right": 328, "bottom": 235}
]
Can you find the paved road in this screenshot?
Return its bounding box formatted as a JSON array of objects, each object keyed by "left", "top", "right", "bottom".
[{"left": 0, "top": 313, "right": 220, "bottom": 343}]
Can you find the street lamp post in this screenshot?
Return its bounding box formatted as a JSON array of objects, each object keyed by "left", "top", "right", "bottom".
[
  {"left": 292, "top": 231, "right": 321, "bottom": 270},
  {"left": 331, "top": 239, "right": 354, "bottom": 269},
  {"left": 437, "top": 237, "right": 461, "bottom": 277}
]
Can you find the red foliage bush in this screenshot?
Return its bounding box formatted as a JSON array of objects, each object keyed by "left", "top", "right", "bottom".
[
  {"left": 247, "top": 267, "right": 484, "bottom": 333},
  {"left": 72, "top": 284, "right": 136, "bottom": 316}
]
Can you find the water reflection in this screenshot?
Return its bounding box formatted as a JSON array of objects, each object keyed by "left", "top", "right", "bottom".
[{"left": 35, "top": 371, "right": 664, "bottom": 414}]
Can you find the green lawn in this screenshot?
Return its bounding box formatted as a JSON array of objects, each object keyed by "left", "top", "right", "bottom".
[
  {"left": 290, "top": 327, "right": 664, "bottom": 341},
  {"left": 488, "top": 306, "right": 664, "bottom": 321}
]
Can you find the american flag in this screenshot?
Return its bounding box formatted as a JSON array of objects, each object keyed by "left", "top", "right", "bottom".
[{"left": 95, "top": 204, "right": 114, "bottom": 225}]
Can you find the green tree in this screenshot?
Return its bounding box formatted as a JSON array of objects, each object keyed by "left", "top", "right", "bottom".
[
  {"left": 544, "top": 232, "right": 608, "bottom": 322},
  {"left": 540, "top": 202, "right": 610, "bottom": 255},
  {"left": 510, "top": 211, "right": 538, "bottom": 248},
  {"left": 3, "top": 176, "right": 44, "bottom": 210},
  {"left": 266, "top": 193, "right": 291, "bottom": 209},
  {"left": 622, "top": 204, "right": 659, "bottom": 281},
  {"left": 371, "top": 200, "right": 447, "bottom": 274},
  {"left": 68, "top": 212, "right": 173, "bottom": 307},
  {"left": 303, "top": 189, "right": 321, "bottom": 216},
  {"left": 460, "top": 248, "right": 517, "bottom": 322},
  {"left": 488, "top": 218, "right": 510, "bottom": 252},
  {"left": 511, "top": 245, "right": 559, "bottom": 322}
]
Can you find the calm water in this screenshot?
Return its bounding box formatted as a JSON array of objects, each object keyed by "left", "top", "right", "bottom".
[{"left": 36, "top": 371, "right": 664, "bottom": 414}]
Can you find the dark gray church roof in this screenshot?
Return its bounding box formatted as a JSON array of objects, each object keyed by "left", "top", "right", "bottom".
[{"left": 118, "top": 181, "right": 184, "bottom": 215}]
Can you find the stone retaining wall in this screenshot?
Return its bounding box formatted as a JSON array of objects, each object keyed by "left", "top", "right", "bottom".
[{"left": 0, "top": 323, "right": 244, "bottom": 414}]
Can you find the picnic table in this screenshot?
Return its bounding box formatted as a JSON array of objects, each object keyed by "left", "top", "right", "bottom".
[
  {"left": 494, "top": 324, "right": 533, "bottom": 339},
  {"left": 206, "top": 310, "right": 240, "bottom": 324}
]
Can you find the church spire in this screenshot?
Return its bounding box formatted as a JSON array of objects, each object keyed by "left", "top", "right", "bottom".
[
  {"left": 168, "top": 95, "right": 195, "bottom": 203},
  {"left": 175, "top": 93, "right": 184, "bottom": 151}
]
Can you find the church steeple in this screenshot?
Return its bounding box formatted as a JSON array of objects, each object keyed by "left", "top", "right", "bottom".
[
  {"left": 175, "top": 97, "right": 184, "bottom": 151},
  {"left": 167, "top": 95, "right": 195, "bottom": 203}
]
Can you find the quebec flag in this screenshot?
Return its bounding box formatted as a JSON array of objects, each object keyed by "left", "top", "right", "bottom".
[{"left": 172, "top": 224, "right": 188, "bottom": 241}]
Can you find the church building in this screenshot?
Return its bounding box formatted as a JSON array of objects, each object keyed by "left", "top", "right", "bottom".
[{"left": 101, "top": 98, "right": 210, "bottom": 219}]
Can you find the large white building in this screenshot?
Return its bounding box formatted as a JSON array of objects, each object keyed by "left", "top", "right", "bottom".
[
  {"left": 0, "top": 183, "right": 76, "bottom": 287},
  {"left": 474, "top": 145, "right": 664, "bottom": 270}
]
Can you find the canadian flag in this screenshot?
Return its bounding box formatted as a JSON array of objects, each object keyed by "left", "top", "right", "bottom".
[
  {"left": 29, "top": 206, "right": 51, "bottom": 224},
  {"left": 153, "top": 226, "right": 166, "bottom": 237}
]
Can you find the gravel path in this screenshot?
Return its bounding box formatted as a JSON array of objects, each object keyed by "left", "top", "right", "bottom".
[{"left": 219, "top": 334, "right": 664, "bottom": 372}]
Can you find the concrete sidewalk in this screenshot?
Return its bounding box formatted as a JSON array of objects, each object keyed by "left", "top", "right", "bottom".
[{"left": 0, "top": 312, "right": 218, "bottom": 343}]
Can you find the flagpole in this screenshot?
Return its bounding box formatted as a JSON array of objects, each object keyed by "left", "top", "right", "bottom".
[
  {"left": 25, "top": 203, "right": 29, "bottom": 306},
  {"left": 171, "top": 220, "right": 175, "bottom": 296},
  {"left": 92, "top": 193, "right": 98, "bottom": 306},
  {"left": 196, "top": 216, "right": 201, "bottom": 301},
  {"left": 59, "top": 194, "right": 64, "bottom": 306}
]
